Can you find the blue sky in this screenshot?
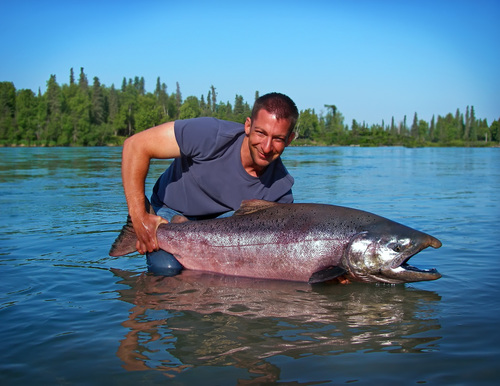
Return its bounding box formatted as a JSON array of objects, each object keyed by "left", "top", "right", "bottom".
[{"left": 1, "top": 0, "right": 498, "bottom": 126}]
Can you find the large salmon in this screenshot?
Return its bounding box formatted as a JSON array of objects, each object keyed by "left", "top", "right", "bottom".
[{"left": 109, "top": 200, "right": 442, "bottom": 284}]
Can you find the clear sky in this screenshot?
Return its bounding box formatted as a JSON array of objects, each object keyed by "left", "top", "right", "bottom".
[{"left": 1, "top": 0, "right": 498, "bottom": 126}]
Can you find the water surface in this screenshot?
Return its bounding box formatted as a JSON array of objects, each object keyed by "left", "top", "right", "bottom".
[{"left": 1, "top": 146, "right": 499, "bottom": 384}]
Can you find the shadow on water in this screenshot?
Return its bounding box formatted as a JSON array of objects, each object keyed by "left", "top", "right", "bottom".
[{"left": 111, "top": 269, "right": 442, "bottom": 382}]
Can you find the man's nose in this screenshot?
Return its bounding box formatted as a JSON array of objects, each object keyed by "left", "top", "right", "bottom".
[{"left": 262, "top": 137, "right": 272, "bottom": 153}]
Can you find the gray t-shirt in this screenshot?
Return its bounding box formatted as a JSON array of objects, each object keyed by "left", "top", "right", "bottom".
[{"left": 151, "top": 117, "right": 294, "bottom": 218}]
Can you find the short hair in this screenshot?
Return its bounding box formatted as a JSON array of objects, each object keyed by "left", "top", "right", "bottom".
[{"left": 251, "top": 92, "right": 299, "bottom": 136}]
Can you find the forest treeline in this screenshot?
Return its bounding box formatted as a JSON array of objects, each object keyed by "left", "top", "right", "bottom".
[{"left": 0, "top": 68, "right": 498, "bottom": 147}]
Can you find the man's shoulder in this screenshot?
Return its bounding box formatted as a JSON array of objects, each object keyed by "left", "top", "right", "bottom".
[
  {"left": 174, "top": 117, "right": 244, "bottom": 158},
  {"left": 176, "top": 117, "right": 243, "bottom": 133}
]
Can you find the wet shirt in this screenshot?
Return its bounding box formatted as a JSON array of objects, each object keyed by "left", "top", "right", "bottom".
[{"left": 151, "top": 117, "right": 294, "bottom": 217}]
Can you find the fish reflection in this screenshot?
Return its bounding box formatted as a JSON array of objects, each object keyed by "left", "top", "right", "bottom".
[{"left": 112, "top": 269, "right": 442, "bottom": 382}]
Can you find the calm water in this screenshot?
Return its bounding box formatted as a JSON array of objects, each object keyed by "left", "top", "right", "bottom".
[{"left": 1, "top": 146, "right": 499, "bottom": 385}]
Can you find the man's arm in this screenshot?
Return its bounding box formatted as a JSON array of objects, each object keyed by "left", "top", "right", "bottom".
[{"left": 121, "top": 121, "right": 181, "bottom": 254}]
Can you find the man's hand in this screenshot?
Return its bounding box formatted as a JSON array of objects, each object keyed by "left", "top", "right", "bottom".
[{"left": 132, "top": 212, "right": 168, "bottom": 254}]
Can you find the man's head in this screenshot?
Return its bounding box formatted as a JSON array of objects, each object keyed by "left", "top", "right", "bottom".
[
  {"left": 243, "top": 93, "right": 298, "bottom": 176},
  {"left": 250, "top": 92, "right": 299, "bottom": 139}
]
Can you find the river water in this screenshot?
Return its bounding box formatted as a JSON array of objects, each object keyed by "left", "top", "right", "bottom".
[{"left": 1, "top": 146, "right": 499, "bottom": 384}]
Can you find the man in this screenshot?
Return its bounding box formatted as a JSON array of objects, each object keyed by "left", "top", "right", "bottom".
[{"left": 121, "top": 92, "right": 298, "bottom": 274}]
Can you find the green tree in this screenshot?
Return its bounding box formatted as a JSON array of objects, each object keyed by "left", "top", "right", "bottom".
[
  {"left": 35, "top": 88, "right": 47, "bottom": 143},
  {"left": 15, "top": 89, "right": 39, "bottom": 144},
  {"left": 476, "top": 118, "right": 490, "bottom": 142},
  {"left": 410, "top": 112, "right": 419, "bottom": 138},
  {"left": 0, "top": 82, "right": 16, "bottom": 142},
  {"left": 436, "top": 113, "right": 458, "bottom": 144},
  {"left": 351, "top": 119, "right": 361, "bottom": 140},
  {"left": 166, "top": 93, "right": 179, "bottom": 120},
  {"left": 429, "top": 115, "right": 436, "bottom": 142},
  {"left": 455, "top": 108, "right": 464, "bottom": 139},
  {"left": 463, "top": 106, "right": 470, "bottom": 141},
  {"left": 297, "top": 109, "right": 320, "bottom": 140},
  {"left": 175, "top": 82, "right": 182, "bottom": 112},
  {"left": 119, "top": 82, "right": 138, "bottom": 136},
  {"left": 153, "top": 78, "right": 170, "bottom": 123},
  {"left": 135, "top": 93, "right": 163, "bottom": 132},
  {"left": 469, "top": 106, "right": 477, "bottom": 141},
  {"left": 91, "top": 77, "right": 105, "bottom": 126},
  {"left": 78, "top": 67, "right": 89, "bottom": 92},
  {"left": 108, "top": 85, "right": 120, "bottom": 136},
  {"left": 418, "top": 119, "right": 429, "bottom": 142},
  {"left": 390, "top": 116, "right": 397, "bottom": 136},
  {"left": 210, "top": 85, "right": 217, "bottom": 113},
  {"left": 67, "top": 83, "right": 91, "bottom": 145},
  {"left": 45, "top": 75, "right": 63, "bottom": 144},
  {"left": 200, "top": 94, "right": 209, "bottom": 116},
  {"left": 490, "top": 119, "right": 499, "bottom": 142},
  {"left": 134, "top": 76, "right": 145, "bottom": 95},
  {"left": 69, "top": 67, "right": 75, "bottom": 85},
  {"left": 214, "top": 101, "right": 232, "bottom": 121},
  {"left": 157, "top": 80, "right": 169, "bottom": 117},
  {"left": 322, "top": 105, "right": 345, "bottom": 144},
  {"left": 232, "top": 94, "right": 249, "bottom": 123},
  {"left": 179, "top": 96, "right": 201, "bottom": 119}
]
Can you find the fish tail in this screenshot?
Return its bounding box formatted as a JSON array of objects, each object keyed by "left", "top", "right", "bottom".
[
  {"left": 109, "top": 197, "right": 155, "bottom": 257},
  {"left": 109, "top": 214, "right": 138, "bottom": 257}
]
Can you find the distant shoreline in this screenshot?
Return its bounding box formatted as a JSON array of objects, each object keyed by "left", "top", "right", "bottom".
[{"left": 2, "top": 142, "right": 498, "bottom": 149}]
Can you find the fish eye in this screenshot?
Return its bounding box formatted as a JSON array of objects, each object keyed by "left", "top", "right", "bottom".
[{"left": 389, "top": 242, "right": 403, "bottom": 252}]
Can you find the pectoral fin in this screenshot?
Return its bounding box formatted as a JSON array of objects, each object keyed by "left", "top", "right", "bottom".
[{"left": 308, "top": 266, "right": 347, "bottom": 284}]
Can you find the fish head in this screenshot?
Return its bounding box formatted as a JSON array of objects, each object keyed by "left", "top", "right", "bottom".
[{"left": 342, "top": 224, "right": 442, "bottom": 284}]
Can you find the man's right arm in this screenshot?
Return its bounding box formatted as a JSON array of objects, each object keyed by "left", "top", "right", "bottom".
[{"left": 121, "top": 121, "right": 181, "bottom": 254}]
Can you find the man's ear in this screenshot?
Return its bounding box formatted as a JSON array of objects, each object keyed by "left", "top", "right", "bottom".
[
  {"left": 244, "top": 117, "right": 252, "bottom": 135},
  {"left": 286, "top": 132, "right": 295, "bottom": 146}
]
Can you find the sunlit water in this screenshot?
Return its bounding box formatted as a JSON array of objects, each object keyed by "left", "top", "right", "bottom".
[{"left": 1, "top": 146, "right": 499, "bottom": 385}]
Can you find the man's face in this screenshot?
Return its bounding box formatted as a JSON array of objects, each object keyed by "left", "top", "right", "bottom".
[{"left": 244, "top": 109, "right": 295, "bottom": 173}]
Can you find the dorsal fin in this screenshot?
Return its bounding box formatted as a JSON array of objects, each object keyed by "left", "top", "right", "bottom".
[{"left": 234, "top": 199, "right": 279, "bottom": 216}]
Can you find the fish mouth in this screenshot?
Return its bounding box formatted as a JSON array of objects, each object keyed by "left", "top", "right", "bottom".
[
  {"left": 400, "top": 261, "right": 441, "bottom": 278},
  {"left": 381, "top": 262, "right": 441, "bottom": 283},
  {"left": 380, "top": 236, "right": 442, "bottom": 283}
]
